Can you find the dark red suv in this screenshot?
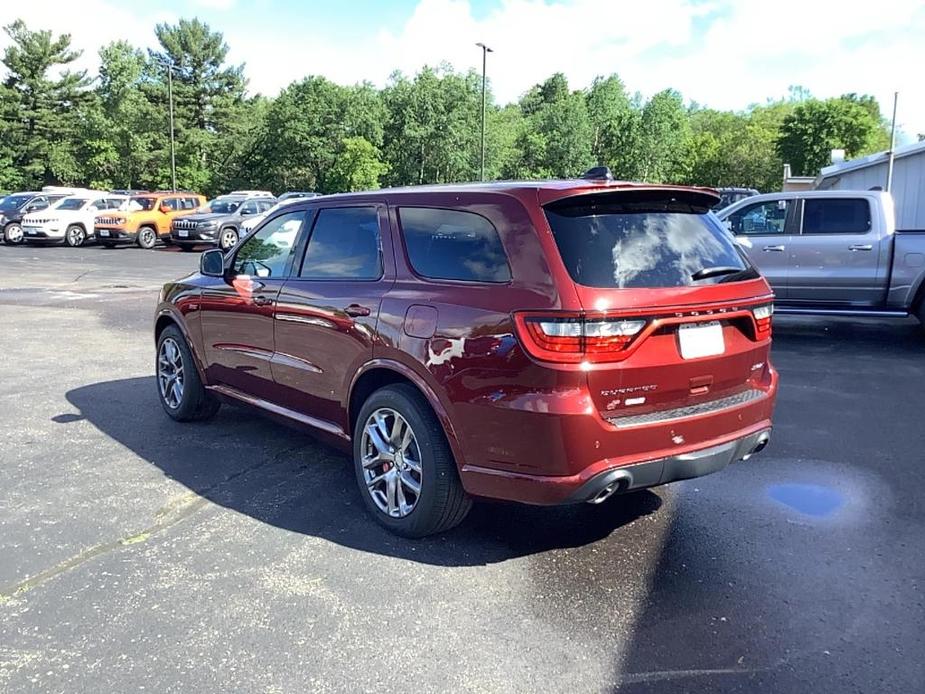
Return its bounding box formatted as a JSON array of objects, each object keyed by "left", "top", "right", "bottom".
[{"left": 154, "top": 176, "right": 778, "bottom": 536}]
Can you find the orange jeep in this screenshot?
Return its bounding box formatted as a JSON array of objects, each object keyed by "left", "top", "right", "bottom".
[{"left": 94, "top": 192, "right": 206, "bottom": 249}]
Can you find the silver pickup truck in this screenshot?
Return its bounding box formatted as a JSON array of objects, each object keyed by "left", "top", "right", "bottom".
[{"left": 716, "top": 190, "right": 925, "bottom": 327}]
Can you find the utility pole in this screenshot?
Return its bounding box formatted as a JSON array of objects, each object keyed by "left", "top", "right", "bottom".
[
  {"left": 475, "top": 42, "right": 493, "bottom": 182},
  {"left": 156, "top": 60, "right": 178, "bottom": 192},
  {"left": 886, "top": 91, "right": 898, "bottom": 193}
]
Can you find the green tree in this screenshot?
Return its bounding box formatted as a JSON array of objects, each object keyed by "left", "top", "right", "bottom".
[
  {"left": 586, "top": 74, "right": 637, "bottom": 176},
  {"left": 0, "top": 19, "right": 91, "bottom": 188},
  {"left": 327, "top": 136, "right": 389, "bottom": 192},
  {"left": 631, "top": 89, "right": 691, "bottom": 182},
  {"left": 777, "top": 94, "right": 890, "bottom": 175},
  {"left": 505, "top": 73, "right": 593, "bottom": 179}
]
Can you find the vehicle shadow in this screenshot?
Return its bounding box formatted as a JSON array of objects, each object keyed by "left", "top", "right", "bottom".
[
  {"left": 63, "top": 376, "right": 661, "bottom": 567},
  {"left": 771, "top": 315, "right": 924, "bottom": 357}
]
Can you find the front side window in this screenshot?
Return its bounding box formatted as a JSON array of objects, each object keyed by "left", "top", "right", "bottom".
[
  {"left": 233, "top": 211, "right": 305, "bottom": 278},
  {"left": 726, "top": 200, "right": 790, "bottom": 236},
  {"left": 802, "top": 198, "right": 871, "bottom": 234},
  {"left": 398, "top": 207, "right": 511, "bottom": 283},
  {"left": 299, "top": 207, "right": 381, "bottom": 280},
  {"left": 129, "top": 196, "right": 156, "bottom": 211},
  {"left": 545, "top": 193, "right": 755, "bottom": 289}
]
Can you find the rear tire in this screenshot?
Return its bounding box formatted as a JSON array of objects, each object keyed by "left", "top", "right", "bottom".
[
  {"left": 65, "top": 224, "right": 86, "bottom": 247},
  {"left": 156, "top": 325, "right": 220, "bottom": 422},
  {"left": 353, "top": 384, "right": 471, "bottom": 537},
  {"left": 3, "top": 223, "right": 23, "bottom": 245},
  {"left": 137, "top": 226, "right": 157, "bottom": 249},
  {"left": 916, "top": 300, "right": 925, "bottom": 332}
]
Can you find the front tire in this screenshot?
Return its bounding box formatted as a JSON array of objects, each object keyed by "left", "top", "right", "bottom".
[
  {"left": 137, "top": 226, "right": 157, "bottom": 249},
  {"left": 4, "top": 223, "right": 23, "bottom": 245},
  {"left": 219, "top": 227, "right": 239, "bottom": 251},
  {"left": 353, "top": 384, "right": 471, "bottom": 537},
  {"left": 65, "top": 224, "right": 86, "bottom": 247},
  {"left": 156, "top": 325, "right": 220, "bottom": 422}
]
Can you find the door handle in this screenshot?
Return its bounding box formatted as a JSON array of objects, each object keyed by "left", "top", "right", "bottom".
[
  {"left": 344, "top": 304, "right": 371, "bottom": 317},
  {"left": 849, "top": 244, "right": 873, "bottom": 251},
  {"left": 762, "top": 245, "right": 785, "bottom": 252},
  {"left": 253, "top": 295, "right": 274, "bottom": 306}
]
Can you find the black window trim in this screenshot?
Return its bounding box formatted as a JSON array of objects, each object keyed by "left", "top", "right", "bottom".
[
  {"left": 727, "top": 198, "right": 793, "bottom": 237},
  {"left": 292, "top": 204, "right": 385, "bottom": 283},
  {"left": 797, "top": 197, "right": 873, "bottom": 236},
  {"left": 395, "top": 205, "right": 513, "bottom": 286}
]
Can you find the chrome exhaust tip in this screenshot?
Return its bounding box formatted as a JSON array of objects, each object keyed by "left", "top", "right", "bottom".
[
  {"left": 740, "top": 432, "right": 771, "bottom": 461},
  {"left": 588, "top": 481, "right": 621, "bottom": 504}
]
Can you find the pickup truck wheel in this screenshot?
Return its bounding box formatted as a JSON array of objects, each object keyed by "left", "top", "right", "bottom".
[
  {"left": 353, "top": 384, "right": 471, "bottom": 537},
  {"left": 156, "top": 325, "right": 220, "bottom": 422},
  {"left": 3, "top": 223, "right": 23, "bottom": 245},
  {"left": 65, "top": 224, "right": 86, "bottom": 247},
  {"left": 219, "top": 228, "right": 239, "bottom": 251},
  {"left": 137, "top": 226, "right": 157, "bottom": 249},
  {"left": 916, "top": 300, "right": 925, "bottom": 331}
]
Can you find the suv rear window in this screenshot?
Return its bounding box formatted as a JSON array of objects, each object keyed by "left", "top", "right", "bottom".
[
  {"left": 545, "top": 193, "right": 755, "bottom": 289},
  {"left": 398, "top": 207, "right": 511, "bottom": 283}
]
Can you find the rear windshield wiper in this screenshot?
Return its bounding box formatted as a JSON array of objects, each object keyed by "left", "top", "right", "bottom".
[{"left": 691, "top": 266, "right": 742, "bottom": 281}]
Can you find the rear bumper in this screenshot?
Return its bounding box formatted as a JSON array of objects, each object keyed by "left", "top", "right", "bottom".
[
  {"left": 456, "top": 368, "right": 778, "bottom": 505},
  {"left": 567, "top": 427, "right": 770, "bottom": 503}
]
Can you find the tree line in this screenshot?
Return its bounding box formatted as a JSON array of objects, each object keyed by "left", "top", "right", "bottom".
[{"left": 0, "top": 17, "right": 893, "bottom": 197}]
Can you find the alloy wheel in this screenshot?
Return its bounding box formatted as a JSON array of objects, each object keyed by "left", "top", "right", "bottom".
[
  {"left": 220, "top": 229, "right": 238, "bottom": 250},
  {"left": 157, "top": 337, "right": 185, "bottom": 409},
  {"left": 67, "top": 227, "right": 85, "bottom": 247},
  {"left": 5, "top": 224, "right": 23, "bottom": 244},
  {"left": 360, "top": 408, "right": 423, "bottom": 518},
  {"left": 139, "top": 228, "right": 156, "bottom": 248}
]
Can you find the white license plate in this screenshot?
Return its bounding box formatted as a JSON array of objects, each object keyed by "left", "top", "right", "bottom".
[
  {"left": 678, "top": 321, "right": 725, "bottom": 359},
  {"left": 99, "top": 230, "right": 110, "bottom": 237},
  {"left": 25, "top": 228, "right": 38, "bottom": 235},
  {"left": 178, "top": 230, "right": 188, "bottom": 237}
]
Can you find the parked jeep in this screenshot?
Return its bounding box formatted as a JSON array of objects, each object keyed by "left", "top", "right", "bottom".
[
  {"left": 21, "top": 193, "right": 127, "bottom": 247},
  {"left": 170, "top": 193, "right": 276, "bottom": 251},
  {"left": 94, "top": 192, "right": 205, "bottom": 249}
]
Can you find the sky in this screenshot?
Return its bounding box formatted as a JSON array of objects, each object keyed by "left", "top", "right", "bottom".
[{"left": 1, "top": 0, "right": 924, "bottom": 144}]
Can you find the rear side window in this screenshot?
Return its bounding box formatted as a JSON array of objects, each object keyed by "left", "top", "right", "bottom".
[
  {"left": 545, "top": 193, "right": 755, "bottom": 289},
  {"left": 398, "top": 207, "right": 511, "bottom": 283},
  {"left": 299, "top": 207, "right": 381, "bottom": 280},
  {"left": 802, "top": 198, "right": 871, "bottom": 234}
]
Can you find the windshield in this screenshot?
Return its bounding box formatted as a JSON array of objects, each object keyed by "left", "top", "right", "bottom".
[
  {"left": 206, "top": 198, "right": 242, "bottom": 214},
  {"left": 55, "top": 198, "right": 88, "bottom": 211},
  {"left": 0, "top": 194, "right": 32, "bottom": 211},
  {"left": 545, "top": 194, "right": 755, "bottom": 289},
  {"left": 129, "top": 196, "right": 156, "bottom": 211}
]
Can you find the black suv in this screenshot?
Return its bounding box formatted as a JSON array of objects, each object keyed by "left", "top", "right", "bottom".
[
  {"left": 170, "top": 193, "right": 276, "bottom": 251},
  {"left": 1, "top": 191, "right": 71, "bottom": 244}
]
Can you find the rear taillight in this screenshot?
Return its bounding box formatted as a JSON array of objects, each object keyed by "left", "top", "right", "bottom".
[
  {"left": 515, "top": 312, "right": 646, "bottom": 363},
  {"left": 752, "top": 304, "right": 773, "bottom": 339}
]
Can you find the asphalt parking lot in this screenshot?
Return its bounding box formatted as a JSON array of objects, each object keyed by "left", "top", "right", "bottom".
[{"left": 1, "top": 243, "right": 923, "bottom": 693}]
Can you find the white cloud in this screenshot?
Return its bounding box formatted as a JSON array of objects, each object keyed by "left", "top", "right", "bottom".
[{"left": 2, "top": 0, "right": 924, "bottom": 138}]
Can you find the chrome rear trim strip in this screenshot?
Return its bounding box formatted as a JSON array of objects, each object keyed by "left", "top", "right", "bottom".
[{"left": 607, "top": 388, "right": 766, "bottom": 429}]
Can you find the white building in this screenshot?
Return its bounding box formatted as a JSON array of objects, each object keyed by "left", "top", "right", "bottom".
[{"left": 815, "top": 140, "right": 925, "bottom": 230}]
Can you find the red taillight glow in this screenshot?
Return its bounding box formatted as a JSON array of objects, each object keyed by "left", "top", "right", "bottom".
[
  {"left": 516, "top": 313, "right": 647, "bottom": 363},
  {"left": 752, "top": 304, "right": 773, "bottom": 339}
]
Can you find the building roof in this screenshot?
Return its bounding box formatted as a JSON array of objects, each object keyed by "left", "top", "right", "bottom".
[{"left": 819, "top": 139, "right": 925, "bottom": 179}]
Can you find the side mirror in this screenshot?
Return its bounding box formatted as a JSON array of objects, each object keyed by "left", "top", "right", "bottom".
[
  {"left": 200, "top": 248, "right": 226, "bottom": 277},
  {"left": 159, "top": 203, "right": 171, "bottom": 214}
]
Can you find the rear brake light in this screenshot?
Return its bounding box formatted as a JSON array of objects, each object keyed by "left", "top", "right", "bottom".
[
  {"left": 752, "top": 304, "right": 773, "bottom": 339},
  {"left": 516, "top": 313, "right": 646, "bottom": 363}
]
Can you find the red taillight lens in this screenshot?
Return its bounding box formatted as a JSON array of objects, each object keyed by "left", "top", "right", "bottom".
[
  {"left": 752, "top": 304, "right": 773, "bottom": 339},
  {"left": 515, "top": 313, "right": 647, "bottom": 363}
]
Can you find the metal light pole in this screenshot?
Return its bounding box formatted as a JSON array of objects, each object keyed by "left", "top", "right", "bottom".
[
  {"left": 886, "top": 91, "right": 898, "bottom": 193},
  {"left": 155, "top": 60, "right": 178, "bottom": 192},
  {"left": 476, "top": 42, "right": 493, "bottom": 182}
]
